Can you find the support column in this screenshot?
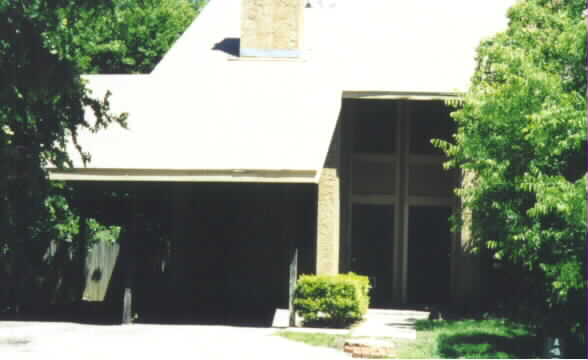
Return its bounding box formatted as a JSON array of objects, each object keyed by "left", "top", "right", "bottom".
[
  {"left": 122, "top": 193, "right": 138, "bottom": 325},
  {"left": 392, "top": 101, "right": 409, "bottom": 304},
  {"left": 316, "top": 118, "right": 341, "bottom": 275},
  {"left": 339, "top": 100, "right": 354, "bottom": 273},
  {"left": 77, "top": 216, "right": 88, "bottom": 301},
  {"left": 280, "top": 187, "right": 299, "bottom": 326},
  {"left": 288, "top": 247, "right": 298, "bottom": 326}
]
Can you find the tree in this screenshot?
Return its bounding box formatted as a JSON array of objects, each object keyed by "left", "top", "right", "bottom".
[
  {"left": 0, "top": 0, "right": 124, "bottom": 313},
  {"left": 0, "top": 0, "right": 200, "bottom": 314},
  {"left": 436, "top": 0, "right": 586, "bottom": 344},
  {"left": 45, "top": 0, "right": 201, "bottom": 74}
]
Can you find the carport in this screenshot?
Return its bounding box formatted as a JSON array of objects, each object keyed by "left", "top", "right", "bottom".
[
  {"left": 47, "top": 0, "right": 345, "bottom": 324},
  {"left": 48, "top": 0, "right": 342, "bottom": 323},
  {"left": 67, "top": 181, "right": 316, "bottom": 325}
]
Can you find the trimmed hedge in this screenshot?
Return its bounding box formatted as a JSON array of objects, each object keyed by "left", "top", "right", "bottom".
[{"left": 293, "top": 273, "right": 370, "bottom": 328}]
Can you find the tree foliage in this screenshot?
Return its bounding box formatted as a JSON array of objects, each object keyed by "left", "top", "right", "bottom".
[
  {"left": 45, "top": 0, "right": 200, "bottom": 74},
  {"left": 436, "top": 0, "right": 586, "bottom": 338},
  {"left": 1, "top": 0, "right": 120, "bottom": 312},
  {"left": 0, "top": 0, "right": 199, "bottom": 313}
]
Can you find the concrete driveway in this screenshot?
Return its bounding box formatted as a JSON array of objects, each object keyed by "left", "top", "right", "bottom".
[{"left": 0, "top": 322, "right": 350, "bottom": 359}]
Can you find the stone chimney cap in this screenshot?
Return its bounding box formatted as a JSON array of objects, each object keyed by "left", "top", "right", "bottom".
[{"left": 240, "top": 0, "right": 304, "bottom": 58}]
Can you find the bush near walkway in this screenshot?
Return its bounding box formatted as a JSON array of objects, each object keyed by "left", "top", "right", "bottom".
[{"left": 293, "top": 273, "right": 370, "bottom": 328}]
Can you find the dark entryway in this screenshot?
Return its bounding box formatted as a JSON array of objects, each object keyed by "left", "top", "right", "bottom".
[
  {"left": 407, "top": 206, "right": 452, "bottom": 305},
  {"left": 343, "top": 98, "right": 456, "bottom": 306},
  {"left": 351, "top": 204, "right": 395, "bottom": 308},
  {"left": 71, "top": 182, "right": 316, "bottom": 325}
]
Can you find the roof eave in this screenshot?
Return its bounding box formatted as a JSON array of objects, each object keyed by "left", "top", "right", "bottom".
[{"left": 48, "top": 168, "right": 319, "bottom": 184}]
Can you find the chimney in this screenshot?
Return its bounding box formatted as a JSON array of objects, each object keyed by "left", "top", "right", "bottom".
[{"left": 240, "top": 0, "right": 304, "bottom": 58}]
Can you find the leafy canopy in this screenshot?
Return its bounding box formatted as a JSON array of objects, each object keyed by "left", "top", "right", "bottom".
[
  {"left": 0, "top": 0, "right": 199, "bottom": 312},
  {"left": 44, "top": 0, "right": 200, "bottom": 74},
  {"left": 436, "top": 0, "right": 586, "bottom": 330}
]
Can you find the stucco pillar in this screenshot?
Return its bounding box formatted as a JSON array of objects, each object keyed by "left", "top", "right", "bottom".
[{"left": 316, "top": 121, "right": 341, "bottom": 275}]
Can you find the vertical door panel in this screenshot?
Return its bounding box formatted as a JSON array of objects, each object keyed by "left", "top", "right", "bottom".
[
  {"left": 351, "top": 204, "right": 394, "bottom": 307},
  {"left": 407, "top": 206, "right": 452, "bottom": 305}
]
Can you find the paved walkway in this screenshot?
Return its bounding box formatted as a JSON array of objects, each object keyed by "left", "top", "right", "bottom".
[
  {"left": 284, "top": 308, "right": 430, "bottom": 340},
  {"left": 351, "top": 308, "right": 430, "bottom": 340}
]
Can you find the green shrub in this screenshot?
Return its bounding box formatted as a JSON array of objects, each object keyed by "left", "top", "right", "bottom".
[{"left": 293, "top": 273, "right": 370, "bottom": 328}]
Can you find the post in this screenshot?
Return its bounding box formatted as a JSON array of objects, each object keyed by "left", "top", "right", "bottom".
[
  {"left": 122, "top": 278, "right": 133, "bottom": 324},
  {"left": 77, "top": 216, "right": 89, "bottom": 301},
  {"left": 288, "top": 247, "right": 298, "bottom": 327},
  {"left": 122, "top": 193, "right": 138, "bottom": 324}
]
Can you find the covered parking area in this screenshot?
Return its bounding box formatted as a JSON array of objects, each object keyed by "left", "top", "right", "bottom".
[
  {"left": 48, "top": 69, "right": 340, "bottom": 324},
  {"left": 62, "top": 181, "right": 317, "bottom": 325}
]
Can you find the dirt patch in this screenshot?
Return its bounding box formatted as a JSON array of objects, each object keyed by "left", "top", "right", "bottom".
[{"left": 343, "top": 339, "right": 395, "bottom": 359}]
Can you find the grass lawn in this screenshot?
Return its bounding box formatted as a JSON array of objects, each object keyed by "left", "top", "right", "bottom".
[
  {"left": 393, "top": 318, "right": 538, "bottom": 359},
  {"left": 276, "top": 318, "right": 539, "bottom": 359},
  {"left": 275, "top": 330, "right": 349, "bottom": 350}
]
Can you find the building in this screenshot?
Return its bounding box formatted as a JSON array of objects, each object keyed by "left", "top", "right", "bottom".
[{"left": 48, "top": 0, "right": 515, "bottom": 324}]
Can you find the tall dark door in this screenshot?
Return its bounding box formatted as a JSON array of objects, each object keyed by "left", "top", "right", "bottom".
[
  {"left": 351, "top": 204, "right": 394, "bottom": 308},
  {"left": 407, "top": 206, "right": 452, "bottom": 305}
]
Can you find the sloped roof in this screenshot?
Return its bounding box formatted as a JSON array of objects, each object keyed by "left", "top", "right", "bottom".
[{"left": 49, "top": 0, "right": 514, "bottom": 183}]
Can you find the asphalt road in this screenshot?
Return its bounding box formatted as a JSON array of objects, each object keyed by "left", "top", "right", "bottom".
[{"left": 0, "top": 322, "right": 351, "bottom": 359}]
